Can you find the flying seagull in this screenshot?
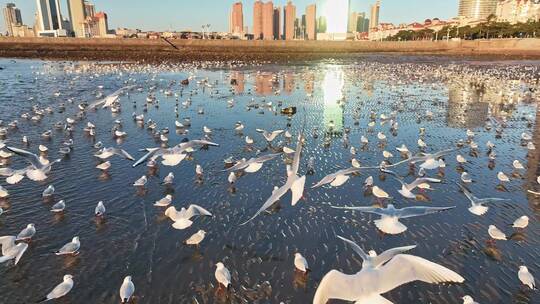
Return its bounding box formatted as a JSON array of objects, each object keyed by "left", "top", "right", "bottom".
[{"left": 333, "top": 204, "right": 455, "bottom": 234}]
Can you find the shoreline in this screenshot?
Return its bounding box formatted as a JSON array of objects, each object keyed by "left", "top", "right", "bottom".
[{"left": 2, "top": 37, "right": 540, "bottom": 62}]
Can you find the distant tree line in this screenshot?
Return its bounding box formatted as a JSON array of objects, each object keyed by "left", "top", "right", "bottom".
[{"left": 385, "top": 15, "right": 540, "bottom": 41}]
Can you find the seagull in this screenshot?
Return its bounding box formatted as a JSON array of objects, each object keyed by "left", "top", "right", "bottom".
[
  {"left": 227, "top": 172, "right": 237, "bottom": 184},
  {"left": 456, "top": 154, "right": 467, "bottom": 164},
  {"left": 119, "top": 276, "right": 135, "bottom": 303},
  {"left": 164, "top": 204, "right": 212, "bottom": 229},
  {"left": 372, "top": 186, "right": 390, "bottom": 200},
  {"left": 313, "top": 241, "right": 464, "bottom": 303},
  {"left": 518, "top": 266, "right": 536, "bottom": 290},
  {"left": 96, "top": 161, "right": 111, "bottom": 171},
  {"left": 0, "top": 185, "right": 8, "bottom": 199},
  {"left": 312, "top": 167, "right": 360, "bottom": 188},
  {"left": 513, "top": 160, "right": 525, "bottom": 170},
  {"left": 4, "top": 146, "right": 61, "bottom": 182},
  {"left": 461, "top": 172, "right": 473, "bottom": 183},
  {"left": 154, "top": 195, "right": 172, "bottom": 207},
  {"left": 39, "top": 274, "right": 74, "bottom": 302},
  {"left": 195, "top": 164, "right": 203, "bottom": 177},
  {"left": 337, "top": 235, "right": 416, "bottom": 269},
  {"left": 42, "top": 185, "right": 55, "bottom": 197},
  {"left": 294, "top": 253, "right": 309, "bottom": 273},
  {"left": 488, "top": 225, "right": 507, "bottom": 241},
  {"left": 16, "top": 223, "right": 36, "bottom": 241},
  {"left": 87, "top": 85, "right": 135, "bottom": 110},
  {"left": 163, "top": 172, "right": 174, "bottom": 185},
  {"left": 0, "top": 235, "right": 28, "bottom": 265},
  {"left": 497, "top": 171, "right": 510, "bottom": 183},
  {"left": 94, "top": 147, "right": 134, "bottom": 161},
  {"left": 457, "top": 184, "right": 509, "bottom": 216},
  {"left": 226, "top": 153, "right": 282, "bottom": 174},
  {"left": 55, "top": 236, "right": 80, "bottom": 255},
  {"left": 51, "top": 200, "right": 66, "bottom": 212},
  {"left": 512, "top": 216, "right": 529, "bottom": 229},
  {"left": 395, "top": 148, "right": 457, "bottom": 169},
  {"left": 462, "top": 295, "right": 479, "bottom": 304},
  {"left": 215, "top": 262, "right": 231, "bottom": 289},
  {"left": 184, "top": 230, "right": 206, "bottom": 246},
  {"left": 384, "top": 169, "right": 441, "bottom": 199},
  {"left": 333, "top": 204, "right": 455, "bottom": 235},
  {"left": 256, "top": 129, "right": 284, "bottom": 143},
  {"left": 132, "top": 139, "right": 219, "bottom": 167},
  {"left": 241, "top": 134, "right": 306, "bottom": 224},
  {"left": 133, "top": 175, "right": 147, "bottom": 187},
  {"left": 95, "top": 201, "right": 105, "bottom": 217}
]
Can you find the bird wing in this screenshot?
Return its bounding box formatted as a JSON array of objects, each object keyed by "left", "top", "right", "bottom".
[
  {"left": 312, "top": 168, "right": 359, "bottom": 188},
  {"left": 374, "top": 254, "right": 464, "bottom": 295},
  {"left": 290, "top": 134, "right": 303, "bottom": 176},
  {"left": 253, "top": 153, "right": 282, "bottom": 163},
  {"left": 397, "top": 206, "right": 455, "bottom": 219},
  {"left": 59, "top": 242, "right": 78, "bottom": 253},
  {"left": 13, "top": 243, "right": 28, "bottom": 265},
  {"left": 225, "top": 159, "right": 249, "bottom": 172},
  {"left": 6, "top": 146, "right": 41, "bottom": 168},
  {"left": 371, "top": 245, "right": 417, "bottom": 268},
  {"left": 185, "top": 204, "right": 212, "bottom": 218},
  {"left": 290, "top": 175, "right": 306, "bottom": 206},
  {"left": 120, "top": 282, "right": 135, "bottom": 301},
  {"left": 113, "top": 148, "right": 134, "bottom": 160},
  {"left": 331, "top": 206, "right": 386, "bottom": 215},
  {"left": 241, "top": 182, "right": 289, "bottom": 225},
  {"left": 47, "top": 281, "right": 72, "bottom": 299},
  {"left": 337, "top": 235, "right": 369, "bottom": 261},
  {"left": 0, "top": 236, "right": 16, "bottom": 255},
  {"left": 407, "top": 177, "right": 441, "bottom": 190},
  {"left": 432, "top": 148, "right": 458, "bottom": 158},
  {"left": 457, "top": 183, "right": 477, "bottom": 203},
  {"left": 476, "top": 197, "right": 511, "bottom": 204},
  {"left": 313, "top": 270, "right": 362, "bottom": 304},
  {"left": 132, "top": 148, "right": 161, "bottom": 167}
]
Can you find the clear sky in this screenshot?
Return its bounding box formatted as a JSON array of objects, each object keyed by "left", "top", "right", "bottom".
[{"left": 1, "top": 0, "right": 458, "bottom": 33}]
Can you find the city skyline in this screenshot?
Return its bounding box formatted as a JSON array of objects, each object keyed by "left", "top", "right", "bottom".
[{"left": 0, "top": 0, "right": 457, "bottom": 34}]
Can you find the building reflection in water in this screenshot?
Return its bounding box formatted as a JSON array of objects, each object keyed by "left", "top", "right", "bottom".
[
  {"left": 230, "top": 71, "right": 245, "bottom": 94},
  {"left": 304, "top": 71, "right": 315, "bottom": 95},
  {"left": 446, "top": 81, "right": 489, "bottom": 128},
  {"left": 254, "top": 72, "right": 278, "bottom": 96},
  {"left": 283, "top": 72, "right": 295, "bottom": 95},
  {"left": 323, "top": 66, "right": 345, "bottom": 135}
]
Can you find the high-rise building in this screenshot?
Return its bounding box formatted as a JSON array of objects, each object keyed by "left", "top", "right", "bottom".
[
  {"left": 317, "top": 16, "right": 327, "bottom": 33},
  {"left": 67, "top": 0, "right": 86, "bottom": 37},
  {"left": 369, "top": 0, "right": 380, "bottom": 31},
  {"left": 306, "top": 4, "right": 316, "bottom": 40},
  {"left": 284, "top": 1, "right": 296, "bottom": 40},
  {"left": 253, "top": 1, "right": 263, "bottom": 39},
  {"left": 95, "top": 12, "right": 108, "bottom": 37},
  {"left": 3, "top": 3, "right": 22, "bottom": 36},
  {"left": 348, "top": 12, "right": 359, "bottom": 33},
  {"left": 496, "top": 0, "right": 539, "bottom": 24},
  {"left": 84, "top": 2, "right": 95, "bottom": 17},
  {"left": 356, "top": 13, "right": 368, "bottom": 32},
  {"left": 230, "top": 2, "right": 243, "bottom": 34},
  {"left": 36, "top": 0, "right": 64, "bottom": 31},
  {"left": 458, "top": 0, "right": 498, "bottom": 20},
  {"left": 273, "top": 7, "right": 281, "bottom": 40},
  {"left": 262, "top": 1, "right": 274, "bottom": 40}
]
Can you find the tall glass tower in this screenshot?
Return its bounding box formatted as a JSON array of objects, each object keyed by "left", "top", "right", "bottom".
[{"left": 458, "top": 0, "right": 498, "bottom": 20}]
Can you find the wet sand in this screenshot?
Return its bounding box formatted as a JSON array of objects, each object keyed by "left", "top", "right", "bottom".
[{"left": 1, "top": 37, "right": 540, "bottom": 62}]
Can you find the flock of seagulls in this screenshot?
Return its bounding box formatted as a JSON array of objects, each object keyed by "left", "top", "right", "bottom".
[{"left": 0, "top": 59, "right": 538, "bottom": 303}]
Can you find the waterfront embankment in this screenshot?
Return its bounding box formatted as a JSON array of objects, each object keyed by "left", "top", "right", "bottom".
[{"left": 1, "top": 37, "right": 540, "bottom": 62}]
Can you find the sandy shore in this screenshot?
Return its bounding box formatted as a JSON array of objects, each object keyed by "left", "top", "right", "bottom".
[{"left": 1, "top": 37, "right": 540, "bottom": 62}]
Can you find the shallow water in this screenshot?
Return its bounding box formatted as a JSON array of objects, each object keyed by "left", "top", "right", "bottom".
[{"left": 0, "top": 57, "right": 539, "bottom": 304}]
